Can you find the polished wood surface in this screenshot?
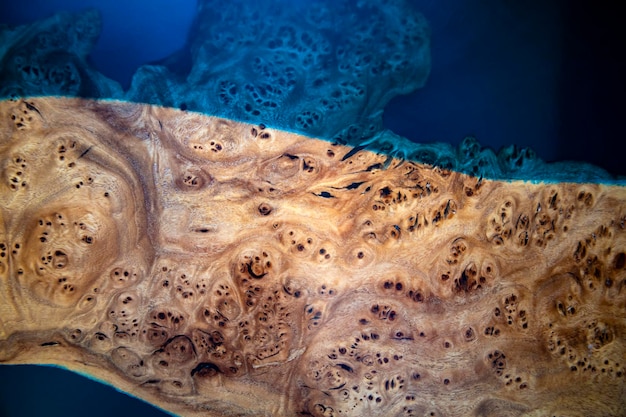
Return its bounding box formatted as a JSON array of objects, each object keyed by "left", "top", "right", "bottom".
[{"left": 1, "top": 97, "right": 624, "bottom": 416}]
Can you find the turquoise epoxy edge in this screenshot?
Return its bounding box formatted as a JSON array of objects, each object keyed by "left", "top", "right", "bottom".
[
  {"left": 2, "top": 95, "right": 624, "bottom": 185},
  {"left": 1, "top": 363, "right": 178, "bottom": 417}
]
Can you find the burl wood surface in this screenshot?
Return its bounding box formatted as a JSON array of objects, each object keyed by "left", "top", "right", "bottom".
[{"left": 1, "top": 97, "right": 625, "bottom": 417}]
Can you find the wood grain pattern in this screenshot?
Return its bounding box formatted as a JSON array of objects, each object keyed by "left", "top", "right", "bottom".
[{"left": 1, "top": 97, "right": 625, "bottom": 416}]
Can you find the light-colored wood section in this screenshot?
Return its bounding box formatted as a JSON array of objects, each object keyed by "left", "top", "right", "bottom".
[{"left": 1, "top": 97, "right": 625, "bottom": 416}]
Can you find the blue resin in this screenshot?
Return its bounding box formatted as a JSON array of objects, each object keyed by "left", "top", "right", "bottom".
[
  {"left": 0, "top": 2, "right": 624, "bottom": 183},
  {"left": 0, "top": 363, "right": 176, "bottom": 417}
]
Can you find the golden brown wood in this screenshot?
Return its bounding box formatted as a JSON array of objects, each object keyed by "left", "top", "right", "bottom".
[{"left": 1, "top": 97, "right": 625, "bottom": 416}]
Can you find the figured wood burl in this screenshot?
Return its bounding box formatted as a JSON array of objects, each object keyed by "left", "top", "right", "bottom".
[{"left": 0, "top": 97, "right": 625, "bottom": 416}]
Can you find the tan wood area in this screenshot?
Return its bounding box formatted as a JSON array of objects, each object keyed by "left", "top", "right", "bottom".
[{"left": 1, "top": 97, "right": 625, "bottom": 416}]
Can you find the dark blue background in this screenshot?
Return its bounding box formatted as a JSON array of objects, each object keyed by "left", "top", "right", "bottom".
[
  {"left": 1, "top": 1, "right": 625, "bottom": 416},
  {"left": 1, "top": 0, "right": 624, "bottom": 176}
]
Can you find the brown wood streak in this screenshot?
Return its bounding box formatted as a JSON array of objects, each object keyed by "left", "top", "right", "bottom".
[{"left": 0, "top": 97, "right": 625, "bottom": 416}]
